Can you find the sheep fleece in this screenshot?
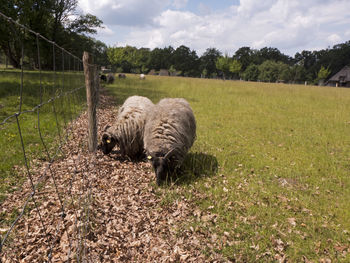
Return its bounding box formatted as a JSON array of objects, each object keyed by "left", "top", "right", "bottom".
[
  {"left": 107, "top": 96, "right": 154, "bottom": 157},
  {"left": 144, "top": 98, "right": 196, "bottom": 166}
]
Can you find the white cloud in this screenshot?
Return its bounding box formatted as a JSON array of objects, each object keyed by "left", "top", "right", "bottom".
[
  {"left": 79, "top": 0, "right": 350, "bottom": 56},
  {"left": 327, "top": 34, "right": 341, "bottom": 44},
  {"left": 78, "top": 0, "right": 170, "bottom": 26}
]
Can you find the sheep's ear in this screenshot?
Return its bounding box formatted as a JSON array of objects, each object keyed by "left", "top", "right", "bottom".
[{"left": 103, "top": 124, "right": 111, "bottom": 132}]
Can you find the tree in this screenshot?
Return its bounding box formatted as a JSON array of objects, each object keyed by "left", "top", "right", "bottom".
[
  {"left": 148, "top": 46, "right": 174, "bottom": 70},
  {"left": 258, "top": 60, "right": 284, "bottom": 82},
  {"left": 256, "top": 47, "right": 292, "bottom": 65},
  {"left": 242, "top": 64, "right": 259, "bottom": 81},
  {"left": 199, "top": 48, "right": 222, "bottom": 77},
  {"left": 172, "top": 45, "right": 199, "bottom": 77},
  {"left": 317, "top": 66, "right": 331, "bottom": 80},
  {"left": 317, "top": 65, "right": 331, "bottom": 85},
  {"left": 68, "top": 13, "right": 103, "bottom": 35},
  {"left": 216, "top": 55, "right": 231, "bottom": 80},
  {"left": 229, "top": 59, "right": 242, "bottom": 79},
  {"left": 233, "top": 47, "right": 255, "bottom": 70},
  {"left": 0, "top": 0, "right": 104, "bottom": 69}
]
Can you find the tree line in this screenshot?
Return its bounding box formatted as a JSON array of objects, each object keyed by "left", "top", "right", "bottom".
[
  {"left": 1, "top": 1, "right": 349, "bottom": 84},
  {"left": 107, "top": 43, "right": 350, "bottom": 84}
]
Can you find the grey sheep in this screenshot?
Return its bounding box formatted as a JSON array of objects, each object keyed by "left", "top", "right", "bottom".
[
  {"left": 101, "top": 96, "right": 154, "bottom": 158},
  {"left": 144, "top": 98, "right": 196, "bottom": 185},
  {"left": 107, "top": 73, "right": 115, "bottom": 84}
]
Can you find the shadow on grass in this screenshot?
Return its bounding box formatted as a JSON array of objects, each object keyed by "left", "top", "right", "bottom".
[{"left": 172, "top": 152, "right": 218, "bottom": 185}]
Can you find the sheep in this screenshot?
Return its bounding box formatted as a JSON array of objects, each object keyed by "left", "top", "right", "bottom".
[
  {"left": 140, "top": 73, "right": 146, "bottom": 80},
  {"left": 143, "top": 98, "right": 196, "bottom": 185},
  {"left": 118, "top": 73, "right": 126, "bottom": 79},
  {"left": 101, "top": 96, "right": 154, "bottom": 158},
  {"left": 100, "top": 74, "right": 107, "bottom": 82},
  {"left": 106, "top": 73, "right": 115, "bottom": 84}
]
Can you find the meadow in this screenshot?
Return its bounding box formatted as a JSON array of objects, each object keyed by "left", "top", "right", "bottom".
[
  {"left": 0, "top": 70, "right": 85, "bottom": 205},
  {"left": 105, "top": 74, "right": 350, "bottom": 261}
]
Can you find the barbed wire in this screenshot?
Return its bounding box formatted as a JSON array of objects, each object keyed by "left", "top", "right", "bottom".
[{"left": 0, "top": 10, "right": 98, "bottom": 261}]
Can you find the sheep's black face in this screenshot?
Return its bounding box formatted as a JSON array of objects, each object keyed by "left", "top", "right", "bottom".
[
  {"left": 147, "top": 154, "right": 171, "bottom": 185},
  {"left": 101, "top": 133, "right": 117, "bottom": 154}
]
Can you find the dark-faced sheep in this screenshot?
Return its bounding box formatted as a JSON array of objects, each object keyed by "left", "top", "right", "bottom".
[
  {"left": 100, "top": 74, "right": 107, "bottom": 82},
  {"left": 101, "top": 96, "right": 154, "bottom": 158},
  {"left": 143, "top": 98, "right": 196, "bottom": 185}
]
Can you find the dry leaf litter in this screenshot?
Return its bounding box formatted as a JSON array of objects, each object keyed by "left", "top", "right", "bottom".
[{"left": 1, "top": 91, "right": 228, "bottom": 262}]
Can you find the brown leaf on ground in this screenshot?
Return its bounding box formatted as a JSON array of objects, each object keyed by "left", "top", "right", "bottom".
[{"left": 0, "top": 90, "right": 224, "bottom": 262}]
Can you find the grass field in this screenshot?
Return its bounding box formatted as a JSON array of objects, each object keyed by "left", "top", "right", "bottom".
[
  {"left": 0, "top": 70, "right": 85, "bottom": 206},
  {"left": 105, "top": 74, "right": 350, "bottom": 262}
]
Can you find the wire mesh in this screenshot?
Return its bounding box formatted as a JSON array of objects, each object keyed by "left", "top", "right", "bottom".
[{"left": 0, "top": 10, "right": 98, "bottom": 262}]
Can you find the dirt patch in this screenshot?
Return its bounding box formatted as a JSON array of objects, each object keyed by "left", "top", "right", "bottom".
[{"left": 1, "top": 92, "right": 227, "bottom": 262}]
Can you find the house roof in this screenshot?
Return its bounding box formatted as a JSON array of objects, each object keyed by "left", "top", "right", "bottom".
[{"left": 328, "top": 65, "right": 350, "bottom": 82}]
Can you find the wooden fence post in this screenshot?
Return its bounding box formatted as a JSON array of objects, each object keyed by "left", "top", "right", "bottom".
[{"left": 83, "top": 51, "right": 99, "bottom": 152}]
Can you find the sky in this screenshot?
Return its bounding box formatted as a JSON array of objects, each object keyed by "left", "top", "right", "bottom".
[{"left": 77, "top": 0, "right": 350, "bottom": 56}]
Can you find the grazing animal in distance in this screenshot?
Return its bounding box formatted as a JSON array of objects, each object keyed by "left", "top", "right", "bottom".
[
  {"left": 100, "top": 74, "right": 107, "bottom": 82},
  {"left": 143, "top": 98, "right": 196, "bottom": 185},
  {"left": 106, "top": 73, "right": 115, "bottom": 84},
  {"left": 140, "top": 73, "right": 146, "bottom": 80},
  {"left": 101, "top": 96, "right": 154, "bottom": 158},
  {"left": 118, "top": 73, "right": 126, "bottom": 79}
]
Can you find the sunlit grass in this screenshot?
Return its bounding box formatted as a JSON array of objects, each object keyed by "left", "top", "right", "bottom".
[
  {"left": 0, "top": 70, "right": 85, "bottom": 207},
  {"left": 106, "top": 74, "right": 350, "bottom": 262}
]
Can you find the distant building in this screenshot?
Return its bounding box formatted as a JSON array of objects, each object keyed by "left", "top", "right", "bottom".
[
  {"left": 148, "top": 69, "right": 157, "bottom": 75},
  {"left": 326, "top": 66, "right": 350, "bottom": 87},
  {"left": 159, "top": 69, "right": 169, "bottom": 76}
]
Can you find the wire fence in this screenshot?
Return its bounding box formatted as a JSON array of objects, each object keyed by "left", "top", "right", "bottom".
[{"left": 0, "top": 11, "right": 99, "bottom": 262}]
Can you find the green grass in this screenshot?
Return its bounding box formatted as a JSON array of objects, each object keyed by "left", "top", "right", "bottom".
[
  {"left": 106, "top": 74, "right": 350, "bottom": 262},
  {"left": 0, "top": 70, "right": 85, "bottom": 209}
]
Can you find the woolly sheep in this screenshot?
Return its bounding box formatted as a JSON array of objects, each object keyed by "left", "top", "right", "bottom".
[
  {"left": 143, "top": 98, "right": 196, "bottom": 185},
  {"left": 140, "top": 74, "right": 146, "bottom": 80},
  {"left": 101, "top": 96, "right": 154, "bottom": 158},
  {"left": 106, "top": 73, "right": 115, "bottom": 84}
]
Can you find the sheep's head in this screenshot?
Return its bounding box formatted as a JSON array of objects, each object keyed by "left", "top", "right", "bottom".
[
  {"left": 101, "top": 125, "right": 118, "bottom": 154},
  {"left": 147, "top": 154, "right": 167, "bottom": 185},
  {"left": 147, "top": 151, "right": 178, "bottom": 185}
]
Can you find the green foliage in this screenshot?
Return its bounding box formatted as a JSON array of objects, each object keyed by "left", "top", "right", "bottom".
[
  {"left": 68, "top": 13, "right": 103, "bottom": 35},
  {"left": 258, "top": 60, "right": 280, "bottom": 82},
  {"left": 317, "top": 66, "right": 331, "bottom": 80},
  {"left": 172, "top": 45, "right": 199, "bottom": 77},
  {"left": 0, "top": 0, "right": 104, "bottom": 70},
  {"left": 258, "top": 60, "right": 290, "bottom": 82},
  {"left": 229, "top": 59, "right": 242, "bottom": 78},
  {"left": 290, "top": 65, "right": 307, "bottom": 83},
  {"left": 0, "top": 70, "right": 85, "bottom": 205},
  {"left": 200, "top": 48, "right": 222, "bottom": 77},
  {"left": 216, "top": 55, "right": 231, "bottom": 79},
  {"left": 169, "top": 65, "right": 176, "bottom": 75},
  {"left": 242, "top": 64, "right": 259, "bottom": 81}
]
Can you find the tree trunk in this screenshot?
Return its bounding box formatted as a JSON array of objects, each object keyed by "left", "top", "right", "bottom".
[{"left": 1, "top": 43, "right": 20, "bottom": 69}]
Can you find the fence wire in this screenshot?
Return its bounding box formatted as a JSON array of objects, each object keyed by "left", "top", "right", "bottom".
[{"left": 0, "top": 11, "right": 98, "bottom": 262}]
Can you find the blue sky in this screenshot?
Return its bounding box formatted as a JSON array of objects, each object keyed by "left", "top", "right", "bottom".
[{"left": 78, "top": 0, "right": 350, "bottom": 56}]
